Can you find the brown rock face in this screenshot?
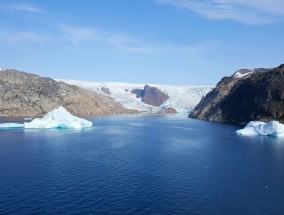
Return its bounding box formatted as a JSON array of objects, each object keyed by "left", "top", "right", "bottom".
[
  {"left": 0, "top": 69, "right": 129, "bottom": 117},
  {"left": 190, "top": 64, "right": 284, "bottom": 124},
  {"left": 131, "top": 85, "right": 169, "bottom": 107},
  {"left": 165, "top": 108, "right": 177, "bottom": 113}
]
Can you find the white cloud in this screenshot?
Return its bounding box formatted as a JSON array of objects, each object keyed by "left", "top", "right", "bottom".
[
  {"left": 59, "top": 25, "right": 100, "bottom": 44},
  {"left": 105, "top": 32, "right": 159, "bottom": 54},
  {"left": 58, "top": 25, "right": 218, "bottom": 55},
  {"left": 155, "top": 0, "right": 284, "bottom": 24},
  {"left": 0, "top": 29, "right": 50, "bottom": 43},
  {"left": 13, "top": 3, "right": 45, "bottom": 13},
  {"left": 0, "top": 23, "right": 218, "bottom": 57},
  {"left": 58, "top": 25, "right": 159, "bottom": 54}
]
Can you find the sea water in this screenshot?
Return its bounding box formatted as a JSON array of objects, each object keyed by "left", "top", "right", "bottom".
[{"left": 0, "top": 114, "right": 284, "bottom": 215}]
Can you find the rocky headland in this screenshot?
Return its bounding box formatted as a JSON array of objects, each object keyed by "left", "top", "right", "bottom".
[
  {"left": 0, "top": 69, "right": 130, "bottom": 117},
  {"left": 190, "top": 64, "right": 284, "bottom": 124}
]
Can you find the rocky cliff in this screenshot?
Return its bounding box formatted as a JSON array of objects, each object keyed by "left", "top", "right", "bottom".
[
  {"left": 0, "top": 69, "right": 129, "bottom": 117},
  {"left": 131, "top": 85, "right": 169, "bottom": 107},
  {"left": 190, "top": 64, "right": 284, "bottom": 124}
]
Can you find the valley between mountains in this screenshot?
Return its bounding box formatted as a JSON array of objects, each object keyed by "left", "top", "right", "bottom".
[{"left": 1, "top": 63, "right": 284, "bottom": 125}]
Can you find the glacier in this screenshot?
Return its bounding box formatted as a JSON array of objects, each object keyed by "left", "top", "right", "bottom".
[
  {"left": 236, "top": 121, "right": 284, "bottom": 136},
  {"left": 0, "top": 107, "right": 92, "bottom": 129},
  {"left": 57, "top": 80, "right": 212, "bottom": 113}
]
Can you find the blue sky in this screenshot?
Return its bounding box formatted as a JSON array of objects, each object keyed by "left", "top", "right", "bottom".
[{"left": 0, "top": 0, "right": 284, "bottom": 85}]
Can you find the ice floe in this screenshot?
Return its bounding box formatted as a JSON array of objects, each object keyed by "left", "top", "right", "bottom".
[
  {"left": 236, "top": 121, "right": 284, "bottom": 136},
  {"left": 0, "top": 123, "right": 24, "bottom": 129},
  {"left": 0, "top": 106, "right": 92, "bottom": 129}
]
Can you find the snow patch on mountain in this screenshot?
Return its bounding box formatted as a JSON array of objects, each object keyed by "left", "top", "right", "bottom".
[
  {"left": 233, "top": 70, "right": 253, "bottom": 78},
  {"left": 233, "top": 68, "right": 272, "bottom": 79},
  {"left": 58, "top": 80, "right": 212, "bottom": 113}
]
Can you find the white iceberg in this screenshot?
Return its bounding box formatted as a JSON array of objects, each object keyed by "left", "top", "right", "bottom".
[
  {"left": 0, "top": 123, "right": 24, "bottom": 129},
  {"left": 236, "top": 121, "right": 284, "bottom": 136},
  {"left": 24, "top": 106, "right": 93, "bottom": 129}
]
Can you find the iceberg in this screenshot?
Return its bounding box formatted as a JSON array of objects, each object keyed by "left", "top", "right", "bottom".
[
  {"left": 236, "top": 121, "right": 284, "bottom": 136},
  {"left": 24, "top": 106, "right": 93, "bottom": 129},
  {"left": 0, "top": 123, "right": 24, "bottom": 129}
]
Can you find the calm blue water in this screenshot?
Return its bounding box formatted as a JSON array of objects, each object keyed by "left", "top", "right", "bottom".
[{"left": 0, "top": 114, "right": 284, "bottom": 215}]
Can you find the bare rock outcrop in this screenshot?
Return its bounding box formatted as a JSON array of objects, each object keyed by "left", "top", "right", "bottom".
[
  {"left": 131, "top": 85, "right": 169, "bottom": 107},
  {"left": 0, "top": 69, "right": 128, "bottom": 117},
  {"left": 101, "top": 87, "right": 111, "bottom": 95},
  {"left": 190, "top": 64, "right": 284, "bottom": 124}
]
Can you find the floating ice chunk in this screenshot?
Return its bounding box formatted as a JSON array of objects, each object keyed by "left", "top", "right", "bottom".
[
  {"left": 24, "top": 106, "right": 93, "bottom": 129},
  {"left": 0, "top": 123, "right": 24, "bottom": 129},
  {"left": 24, "top": 118, "right": 33, "bottom": 121},
  {"left": 236, "top": 121, "right": 284, "bottom": 136}
]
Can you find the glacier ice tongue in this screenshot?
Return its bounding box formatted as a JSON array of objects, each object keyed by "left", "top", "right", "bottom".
[
  {"left": 24, "top": 106, "right": 93, "bottom": 129},
  {"left": 57, "top": 79, "right": 212, "bottom": 113},
  {"left": 236, "top": 121, "right": 284, "bottom": 136}
]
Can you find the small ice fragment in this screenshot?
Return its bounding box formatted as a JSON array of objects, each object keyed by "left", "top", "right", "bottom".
[{"left": 0, "top": 123, "right": 24, "bottom": 129}]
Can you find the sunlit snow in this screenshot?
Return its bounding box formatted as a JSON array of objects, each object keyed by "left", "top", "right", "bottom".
[
  {"left": 24, "top": 106, "right": 92, "bottom": 129},
  {"left": 58, "top": 80, "right": 212, "bottom": 113},
  {"left": 233, "top": 71, "right": 253, "bottom": 78}
]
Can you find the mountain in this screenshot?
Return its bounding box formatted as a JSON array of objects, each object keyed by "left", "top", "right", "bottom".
[
  {"left": 0, "top": 69, "right": 130, "bottom": 117},
  {"left": 59, "top": 80, "right": 212, "bottom": 113},
  {"left": 190, "top": 64, "right": 284, "bottom": 124},
  {"left": 131, "top": 85, "right": 169, "bottom": 107}
]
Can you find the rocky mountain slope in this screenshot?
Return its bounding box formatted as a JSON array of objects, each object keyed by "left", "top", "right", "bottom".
[
  {"left": 0, "top": 69, "right": 129, "bottom": 117},
  {"left": 190, "top": 64, "right": 284, "bottom": 124},
  {"left": 131, "top": 85, "right": 169, "bottom": 107},
  {"left": 59, "top": 80, "right": 212, "bottom": 113}
]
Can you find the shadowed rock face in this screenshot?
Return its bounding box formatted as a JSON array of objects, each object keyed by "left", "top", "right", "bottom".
[
  {"left": 131, "top": 89, "right": 143, "bottom": 98},
  {"left": 0, "top": 69, "right": 129, "bottom": 117},
  {"left": 101, "top": 87, "right": 111, "bottom": 95},
  {"left": 190, "top": 64, "right": 284, "bottom": 124},
  {"left": 131, "top": 85, "right": 169, "bottom": 107}
]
